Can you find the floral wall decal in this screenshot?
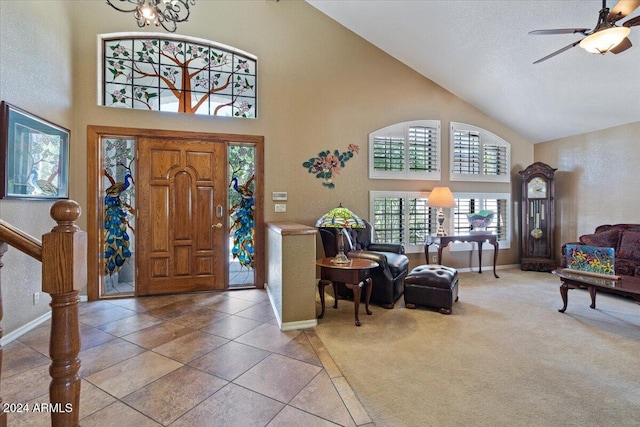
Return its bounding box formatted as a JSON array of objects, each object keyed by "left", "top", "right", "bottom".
[{"left": 302, "top": 144, "right": 359, "bottom": 189}]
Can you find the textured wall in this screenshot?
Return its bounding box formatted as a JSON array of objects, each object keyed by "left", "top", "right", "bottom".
[
  {"left": 535, "top": 121, "right": 640, "bottom": 262},
  {"left": 266, "top": 226, "right": 283, "bottom": 321},
  {"left": 266, "top": 223, "right": 317, "bottom": 329},
  {"left": 0, "top": 1, "right": 74, "bottom": 335},
  {"left": 2, "top": 0, "right": 537, "bottom": 334},
  {"left": 69, "top": 0, "right": 533, "bottom": 267}
]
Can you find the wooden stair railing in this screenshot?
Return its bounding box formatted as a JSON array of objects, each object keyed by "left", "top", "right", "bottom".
[{"left": 0, "top": 200, "right": 87, "bottom": 427}]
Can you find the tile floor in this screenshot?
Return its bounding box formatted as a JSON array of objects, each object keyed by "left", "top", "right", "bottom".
[{"left": 2, "top": 289, "right": 374, "bottom": 426}]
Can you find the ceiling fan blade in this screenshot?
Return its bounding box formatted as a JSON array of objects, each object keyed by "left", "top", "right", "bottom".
[
  {"left": 529, "top": 28, "right": 590, "bottom": 35},
  {"left": 623, "top": 15, "right": 640, "bottom": 26},
  {"left": 608, "top": 0, "right": 640, "bottom": 22},
  {"left": 610, "top": 36, "right": 632, "bottom": 53},
  {"left": 533, "top": 40, "right": 582, "bottom": 64}
]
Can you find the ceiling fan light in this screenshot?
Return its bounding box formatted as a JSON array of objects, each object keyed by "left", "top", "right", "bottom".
[{"left": 579, "top": 26, "right": 631, "bottom": 54}]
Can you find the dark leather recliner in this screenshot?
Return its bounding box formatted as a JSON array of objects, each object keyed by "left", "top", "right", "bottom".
[{"left": 319, "top": 220, "right": 409, "bottom": 308}]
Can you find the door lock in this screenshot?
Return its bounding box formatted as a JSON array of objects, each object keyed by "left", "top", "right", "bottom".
[{"left": 212, "top": 223, "right": 223, "bottom": 228}]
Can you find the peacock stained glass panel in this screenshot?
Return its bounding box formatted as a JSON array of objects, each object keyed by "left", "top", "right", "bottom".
[
  {"left": 102, "top": 137, "right": 136, "bottom": 294},
  {"left": 229, "top": 144, "right": 255, "bottom": 286},
  {"left": 101, "top": 34, "right": 257, "bottom": 118}
]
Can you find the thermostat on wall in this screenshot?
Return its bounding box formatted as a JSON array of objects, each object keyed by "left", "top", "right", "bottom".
[{"left": 272, "top": 192, "right": 287, "bottom": 201}]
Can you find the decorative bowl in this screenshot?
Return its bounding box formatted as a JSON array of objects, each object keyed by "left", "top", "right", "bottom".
[{"left": 467, "top": 210, "right": 495, "bottom": 230}]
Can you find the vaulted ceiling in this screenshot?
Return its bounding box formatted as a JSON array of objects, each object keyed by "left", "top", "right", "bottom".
[{"left": 307, "top": 0, "right": 640, "bottom": 143}]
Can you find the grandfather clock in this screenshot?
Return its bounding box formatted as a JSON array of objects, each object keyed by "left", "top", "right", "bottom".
[{"left": 519, "top": 162, "right": 557, "bottom": 272}]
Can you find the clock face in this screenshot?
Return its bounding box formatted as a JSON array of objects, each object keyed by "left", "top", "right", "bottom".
[{"left": 527, "top": 177, "right": 547, "bottom": 198}]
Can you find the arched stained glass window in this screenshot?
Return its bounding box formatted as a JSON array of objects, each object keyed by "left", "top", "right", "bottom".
[{"left": 99, "top": 33, "right": 257, "bottom": 118}]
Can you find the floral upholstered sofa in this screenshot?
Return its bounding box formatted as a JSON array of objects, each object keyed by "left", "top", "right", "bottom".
[{"left": 561, "top": 224, "right": 640, "bottom": 276}]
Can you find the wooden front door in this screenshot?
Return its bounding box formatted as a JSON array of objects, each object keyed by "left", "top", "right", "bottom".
[{"left": 136, "top": 137, "right": 226, "bottom": 296}]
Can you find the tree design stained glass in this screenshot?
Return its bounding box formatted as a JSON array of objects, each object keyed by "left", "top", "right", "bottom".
[{"left": 101, "top": 34, "right": 257, "bottom": 118}]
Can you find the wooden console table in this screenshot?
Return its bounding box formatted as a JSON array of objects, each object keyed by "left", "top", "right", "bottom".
[{"left": 425, "top": 234, "right": 499, "bottom": 278}]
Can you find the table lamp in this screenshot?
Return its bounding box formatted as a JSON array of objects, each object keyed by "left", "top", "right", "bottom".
[
  {"left": 316, "top": 204, "right": 365, "bottom": 264},
  {"left": 427, "top": 187, "right": 456, "bottom": 237}
]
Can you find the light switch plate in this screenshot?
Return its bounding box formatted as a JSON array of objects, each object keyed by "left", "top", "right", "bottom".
[{"left": 275, "top": 203, "right": 286, "bottom": 212}]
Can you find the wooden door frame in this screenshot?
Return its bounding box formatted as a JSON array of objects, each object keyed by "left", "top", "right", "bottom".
[{"left": 87, "top": 125, "right": 265, "bottom": 301}]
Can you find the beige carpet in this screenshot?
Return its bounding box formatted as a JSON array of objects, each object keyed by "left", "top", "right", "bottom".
[{"left": 314, "top": 268, "right": 640, "bottom": 427}]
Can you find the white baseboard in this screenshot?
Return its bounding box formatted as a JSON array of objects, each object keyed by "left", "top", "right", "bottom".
[
  {"left": 281, "top": 319, "right": 318, "bottom": 331},
  {"left": 266, "top": 284, "right": 318, "bottom": 331},
  {"left": 500, "top": 264, "right": 521, "bottom": 270},
  {"left": 455, "top": 263, "right": 520, "bottom": 274},
  {"left": 1, "top": 311, "right": 52, "bottom": 346}
]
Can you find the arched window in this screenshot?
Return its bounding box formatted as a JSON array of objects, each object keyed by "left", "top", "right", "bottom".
[
  {"left": 449, "top": 122, "right": 510, "bottom": 182},
  {"left": 368, "top": 120, "right": 441, "bottom": 181},
  {"left": 99, "top": 33, "right": 257, "bottom": 118}
]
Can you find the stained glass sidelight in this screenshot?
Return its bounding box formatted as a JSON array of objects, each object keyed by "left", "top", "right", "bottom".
[
  {"left": 228, "top": 144, "right": 255, "bottom": 286},
  {"left": 101, "top": 34, "right": 257, "bottom": 118},
  {"left": 102, "top": 137, "right": 136, "bottom": 295}
]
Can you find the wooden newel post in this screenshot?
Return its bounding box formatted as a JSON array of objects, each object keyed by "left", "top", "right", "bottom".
[{"left": 42, "top": 200, "right": 87, "bottom": 427}]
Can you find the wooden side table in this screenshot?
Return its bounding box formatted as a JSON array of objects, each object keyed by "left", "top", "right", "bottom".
[
  {"left": 425, "top": 234, "right": 500, "bottom": 278},
  {"left": 316, "top": 257, "right": 379, "bottom": 326}
]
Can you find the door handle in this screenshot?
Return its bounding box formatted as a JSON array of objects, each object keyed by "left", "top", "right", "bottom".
[{"left": 211, "top": 223, "right": 223, "bottom": 228}]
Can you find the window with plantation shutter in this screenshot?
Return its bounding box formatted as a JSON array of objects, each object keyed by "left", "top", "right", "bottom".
[
  {"left": 450, "top": 122, "right": 510, "bottom": 183},
  {"left": 370, "top": 191, "right": 438, "bottom": 253},
  {"left": 449, "top": 192, "right": 511, "bottom": 250},
  {"left": 371, "top": 195, "right": 404, "bottom": 244},
  {"left": 452, "top": 129, "right": 480, "bottom": 175},
  {"left": 369, "top": 120, "right": 441, "bottom": 180},
  {"left": 372, "top": 136, "right": 404, "bottom": 173}
]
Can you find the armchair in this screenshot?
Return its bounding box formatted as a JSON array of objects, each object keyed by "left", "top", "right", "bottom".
[{"left": 319, "top": 220, "right": 409, "bottom": 308}]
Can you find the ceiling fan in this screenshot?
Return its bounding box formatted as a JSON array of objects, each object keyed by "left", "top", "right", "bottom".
[{"left": 529, "top": 0, "right": 640, "bottom": 64}]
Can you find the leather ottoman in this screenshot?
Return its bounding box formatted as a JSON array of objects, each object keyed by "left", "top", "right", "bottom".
[{"left": 404, "top": 265, "right": 458, "bottom": 314}]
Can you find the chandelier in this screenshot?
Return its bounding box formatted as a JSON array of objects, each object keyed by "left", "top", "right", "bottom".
[{"left": 106, "top": 0, "right": 196, "bottom": 33}]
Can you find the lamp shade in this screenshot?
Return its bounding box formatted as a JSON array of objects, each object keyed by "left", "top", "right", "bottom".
[
  {"left": 579, "top": 27, "right": 630, "bottom": 54},
  {"left": 316, "top": 205, "right": 365, "bottom": 229},
  {"left": 427, "top": 187, "right": 456, "bottom": 208}
]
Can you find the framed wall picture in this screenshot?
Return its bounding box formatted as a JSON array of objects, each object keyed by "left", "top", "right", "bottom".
[{"left": 0, "top": 101, "right": 69, "bottom": 199}]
